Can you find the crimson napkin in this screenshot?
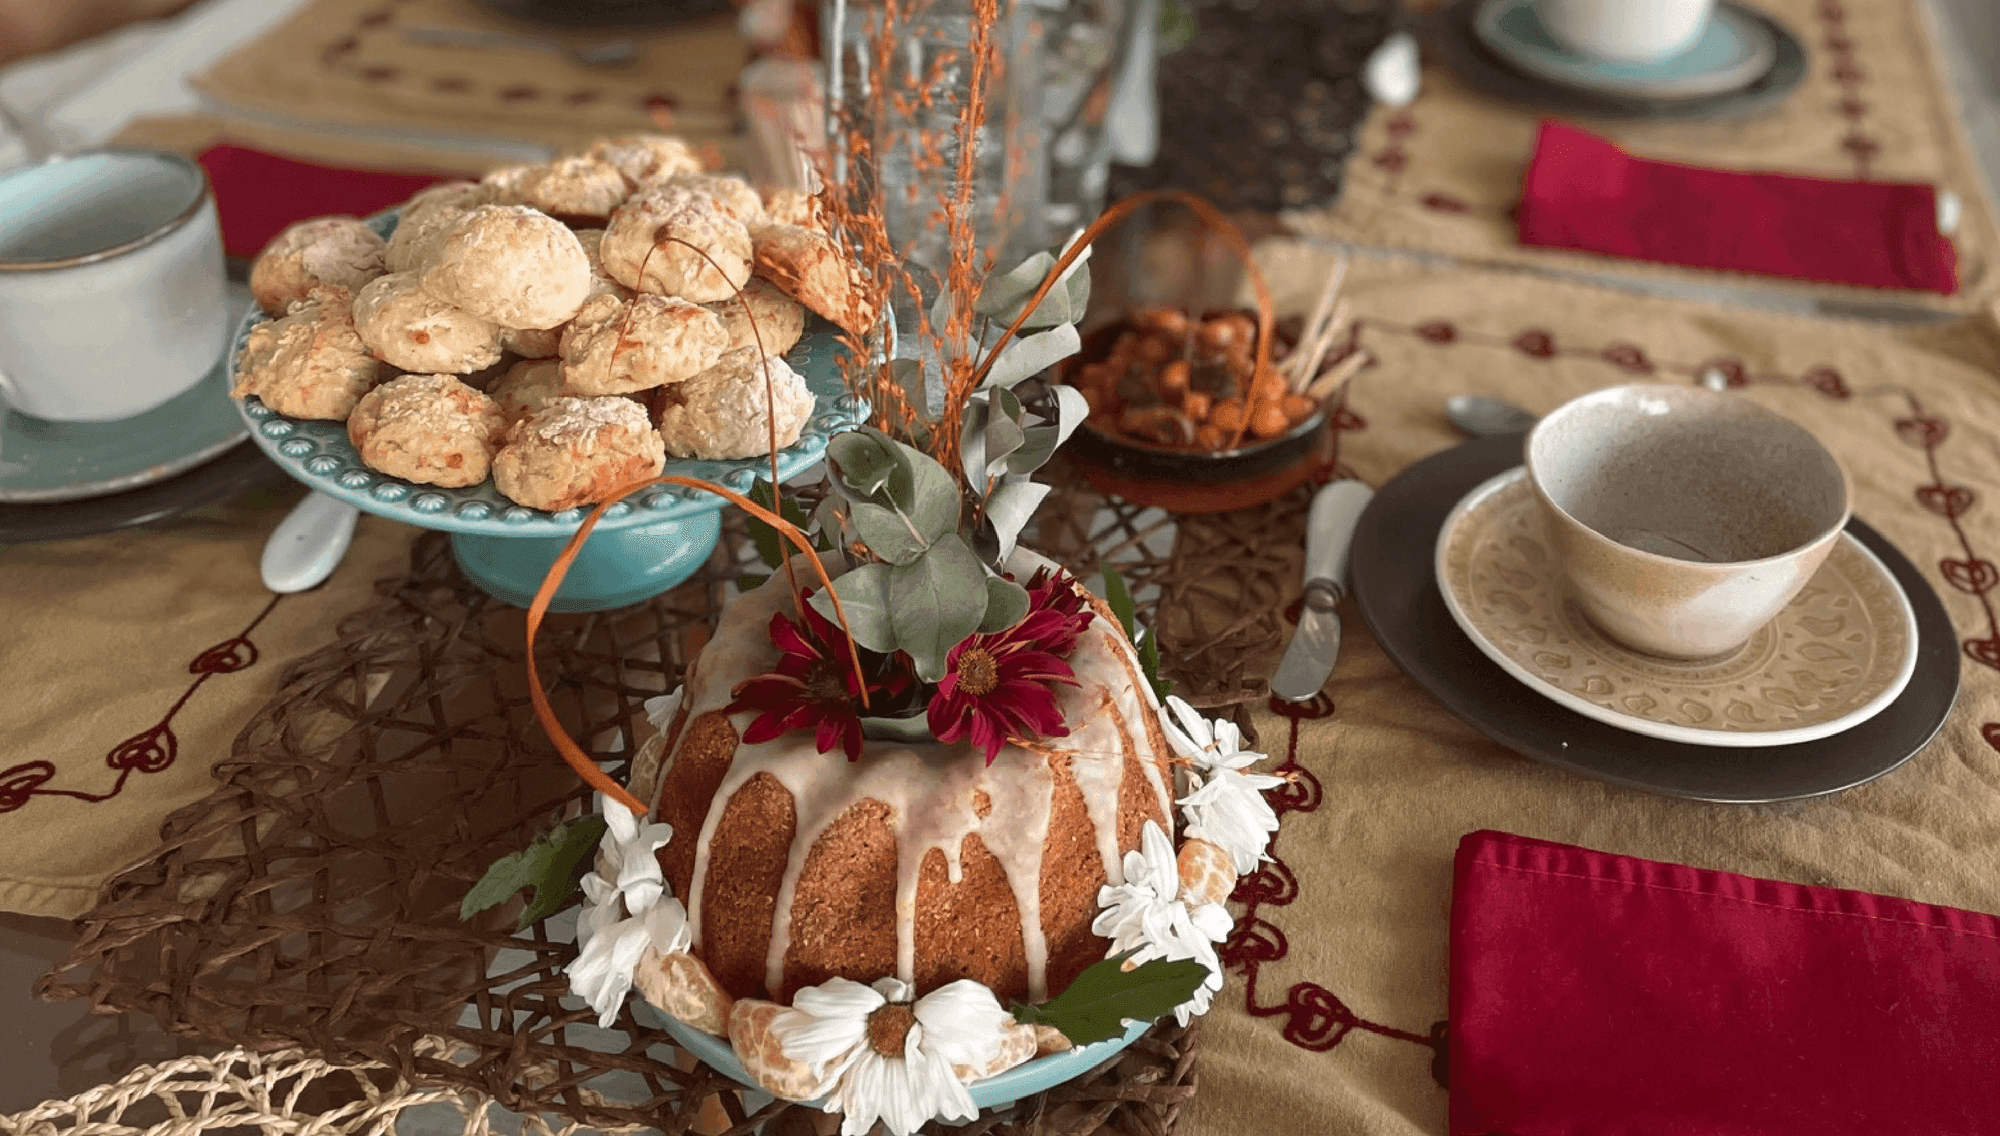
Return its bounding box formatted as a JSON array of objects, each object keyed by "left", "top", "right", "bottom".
[
  {"left": 196, "top": 144, "right": 451, "bottom": 260},
  {"left": 1516, "top": 120, "right": 1959, "bottom": 294},
  {"left": 1448, "top": 829, "right": 2000, "bottom": 1135}
]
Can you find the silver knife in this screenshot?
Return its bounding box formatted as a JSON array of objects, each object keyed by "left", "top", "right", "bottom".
[{"left": 1270, "top": 480, "right": 1375, "bottom": 702}]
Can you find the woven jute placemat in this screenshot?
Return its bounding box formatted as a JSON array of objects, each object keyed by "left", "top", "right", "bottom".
[
  {"left": 189, "top": 0, "right": 747, "bottom": 158},
  {"left": 33, "top": 487, "right": 1249, "bottom": 1134},
  {"left": 1289, "top": 0, "right": 2000, "bottom": 315}
]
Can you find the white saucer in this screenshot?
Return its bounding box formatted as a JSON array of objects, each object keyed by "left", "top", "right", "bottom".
[
  {"left": 1434, "top": 469, "right": 1920, "bottom": 748},
  {"left": 1474, "top": 0, "right": 1777, "bottom": 100}
]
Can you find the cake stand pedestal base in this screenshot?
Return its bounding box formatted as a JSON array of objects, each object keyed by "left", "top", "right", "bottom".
[{"left": 451, "top": 510, "right": 723, "bottom": 612}]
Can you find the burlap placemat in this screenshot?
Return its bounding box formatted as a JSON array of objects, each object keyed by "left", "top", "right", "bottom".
[
  {"left": 1172, "top": 245, "right": 2000, "bottom": 1134},
  {"left": 0, "top": 487, "right": 415, "bottom": 918},
  {"left": 190, "top": 0, "right": 746, "bottom": 158},
  {"left": 1289, "top": 0, "right": 2000, "bottom": 314}
]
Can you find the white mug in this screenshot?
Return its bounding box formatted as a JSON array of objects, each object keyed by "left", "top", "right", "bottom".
[
  {"left": 0, "top": 150, "right": 227, "bottom": 422},
  {"left": 1538, "top": 0, "right": 1716, "bottom": 64}
]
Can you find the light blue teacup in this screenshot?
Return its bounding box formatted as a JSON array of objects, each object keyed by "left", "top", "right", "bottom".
[{"left": 0, "top": 149, "right": 226, "bottom": 422}]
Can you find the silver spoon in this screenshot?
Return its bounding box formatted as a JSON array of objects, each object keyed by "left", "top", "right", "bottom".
[
  {"left": 1445, "top": 394, "right": 1539, "bottom": 438},
  {"left": 262, "top": 491, "right": 362, "bottom": 594},
  {"left": 401, "top": 25, "right": 641, "bottom": 68}
]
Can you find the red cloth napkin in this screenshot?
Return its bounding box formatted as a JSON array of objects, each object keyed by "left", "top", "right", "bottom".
[
  {"left": 1516, "top": 120, "right": 1959, "bottom": 294},
  {"left": 197, "top": 144, "right": 453, "bottom": 260},
  {"left": 1448, "top": 830, "right": 2000, "bottom": 1135}
]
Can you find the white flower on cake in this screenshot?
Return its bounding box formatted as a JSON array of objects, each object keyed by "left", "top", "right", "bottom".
[
  {"left": 643, "top": 688, "right": 683, "bottom": 733},
  {"left": 1092, "top": 820, "right": 1232, "bottom": 1025},
  {"left": 774, "top": 976, "right": 1014, "bottom": 1136},
  {"left": 567, "top": 794, "right": 690, "bottom": 1027},
  {"left": 1161, "top": 695, "right": 1284, "bottom": 875}
]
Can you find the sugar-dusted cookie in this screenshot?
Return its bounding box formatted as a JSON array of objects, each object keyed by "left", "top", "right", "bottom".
[
  {"left": 559, "top": 293, "right": 730, "bottom": 395},
  {"left": 384, "top": 181, "right": 493, "bottom": 274},
  {"left": 493, "top": 396, "right": 666, "bottom": 511},
  {"left": 761, "top": 187, "right": 823, "bottom": 230},
  {"left": 653, "top": 346, "right": 815, "bottom": 460},
  {"left": 705, "top": 277, "right": 806, "bottom": 357},
  {"left": 600, "top": 185, "right": 752, "bottom": 303},
  {"left": 666, "top": 172, "right": 765, "bottom": 225},
  {"left": 421, "top": 205, "right": 593, "bottom": 331},
  {"left": 500, "top": 228, "right": 635, "bottom": 358},
  {"left": 487, "top": 358, "right": 570, "bottom": 424},
  {"left": 352, "top": 271, "right": 505, "bottom": 374},
  {"left": 249, "top": 217, "right": 386, "bottom": 317},
  {"left": 232, "top": 286, "right": 390, "bottom": 421},
  {"left": 582, "top": 134, "right": 705, "bottom": 189},
  {"left": 749, "top": 222, "right": 870, "bottom": 334},
  {"left": 346, "top": 373, "right": 508, "bottom": 488},
  {"left": 509, "top": 156, "right": 631, "bottom": 221}
]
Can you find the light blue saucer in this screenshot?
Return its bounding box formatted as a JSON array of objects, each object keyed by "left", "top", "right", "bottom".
[
  {"left": 1474, "top": 0, "right": 1776, "bottom": 99},
  {"left": 233, "top": 211, "right": 866, "bottom": 613},
  {"left": 646, "top": 1003, "right": 1147, "bottom": 1115}
]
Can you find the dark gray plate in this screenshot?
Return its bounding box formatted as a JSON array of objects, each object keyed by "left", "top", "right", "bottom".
[
  {"left": 1429, "top": 0, "right": 1808, "bottom": 121},
  {"left": 0, "top": 441, "right": 281, "bottom": 544},
  {"left": 1348, "top": 433, "right": 1959, "bottom": 803}
]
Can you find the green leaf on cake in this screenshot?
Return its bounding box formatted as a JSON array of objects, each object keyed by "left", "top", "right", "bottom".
[
  {"left": 1104, "top": 567, "right": 1173, "bottom": 701},
  {"left": 1010, "top": 954, "right": 1210, "bottom": 1046},
  {"left": 810, "top": 562, "right": 898, "bottom": 652},
  {"left": 746, "top": 479, "right": 813, "bottom": 570},
  {"left": 1137, "top": 627, "right": 1173, "bottom": 702},
  {"left": 890, "top": 534, "right": 989, "bottom": 682},
  {"left": 979, "top": 575, "right": 1031, "bottom": 633},
  {"left": 460, "top": 815, "right": 608, "bottom": 931},
  {"left": 1102, "top": 565, "right": 1138, "bottom": 641}
]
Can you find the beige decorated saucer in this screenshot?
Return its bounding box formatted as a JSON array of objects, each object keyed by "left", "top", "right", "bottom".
[{"left": 1434, "top": 468, "right": 1919, "bottom": 748}]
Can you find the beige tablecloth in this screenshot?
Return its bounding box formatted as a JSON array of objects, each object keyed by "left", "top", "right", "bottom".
[{"left": 1183, "top": 246, "right": 2000, "bottom": 1133}]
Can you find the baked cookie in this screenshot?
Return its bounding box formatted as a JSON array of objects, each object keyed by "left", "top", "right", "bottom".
[
  {"left": 600, "top": 185, "right": 752, "bottom": 302},
  {"left": 653, "top": 346, "right": 815, "bottom": 460},
  {"left": 231, "top": 287, "right": 390, "bottom": 420},
  {"left": 706, "top": 277, "right": 806, "bottom": 357},
  {"left": 421, "top": 205, "right": 593, "bottom": 331},
  {"left": 762, "top": 187, "right": 823, "bottom": 230},
  {"left": 493, "top": 396, "right": 667, "bottom": 511},
  {"left": 352, "top": 271, "right": 505, "bottom": 374},
  {"left": 583, "top": 134, "right": 705, "bottom": 188},
  {"left": 488, "top": 358, "right": 569, "bottom": 424},
  {"left": 384, "top": 181, "right": 493, "bottom": 274},
  {"left": 346, "top": 373, "right": 508, "bottom": 488},
  {"left": 510, "top": 156, "right": 630, "bottom": 221},
  {"left": 249, "top": 217, "right": 387, "bottom": 317},
  {"left": 559, "top": 292, "right": 730, "bottom": 395},
  {"left": 498, "top": 229, "right": 633, "bottom": 358},
  {"left": 667, "top": 172, "right": 765, "bottom": 225},
  {"left": 749, "top": 222, "right": 871, "bottom": 334}
]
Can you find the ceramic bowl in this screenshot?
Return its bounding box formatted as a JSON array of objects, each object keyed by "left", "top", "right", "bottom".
[
  {"left": 1060, "top": 315, "right": 1336, "bottom": 513},
  {"left": 1524, "top": 382, "right": 1850, "bottom": 659},
  {"left": 0, "top": 149, "right": 226, "bottom": 422}
]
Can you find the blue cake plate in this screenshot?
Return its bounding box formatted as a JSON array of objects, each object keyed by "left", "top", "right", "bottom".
[
  {"left": 1473, "top": 0, "right": 1776, "bottom": 99},
  {"left": 233, "top": 212, "right": 867, "bottom": 612},
  {"left": 644, "top": 1002, "right": 1148, "bottom": 1115}
]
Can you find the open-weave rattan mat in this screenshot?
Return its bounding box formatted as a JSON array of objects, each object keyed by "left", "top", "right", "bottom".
[
  {"left": 32, "top": 495, "right": 1219, "bottom": 1135},
  {"left": 1289, "top": 0, "right": 2000, "bottom": 315},
  {"left": 189, "top": 0, "right": 746, "bottom": 158},
  {"left": 0, "top": 486, "right": 415, "bottom": 918}
]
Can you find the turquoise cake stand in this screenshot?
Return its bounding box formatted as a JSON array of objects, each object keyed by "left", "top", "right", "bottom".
[{"left": 233, "top": 212, "right": 866, "bottom": 613}]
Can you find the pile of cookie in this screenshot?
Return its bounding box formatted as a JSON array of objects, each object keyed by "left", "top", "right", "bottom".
[{"left": 232, "top": 134, "right": 868, "bottom": 512}]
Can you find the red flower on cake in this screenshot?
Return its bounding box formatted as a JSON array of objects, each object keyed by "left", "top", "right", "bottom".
[
  {"left": 727, "top": 595, "right": 907, "bottom": 761},
  {"left": 927, "top": 585, "right": 1090, "bottom": 761}
]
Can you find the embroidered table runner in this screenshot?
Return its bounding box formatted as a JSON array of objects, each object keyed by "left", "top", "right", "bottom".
[
  {"left": 1292, "top": 0, "right": 2000, "bottom": 314},
  {"left": 1178, "top": 246, "right": 2000, "bottom": 1134},
  {"left": 188, "top": 0, "right": 747, "bottom": 160},
  {"left": 0, "top": 488, "right": 415, "bottom": 916}
]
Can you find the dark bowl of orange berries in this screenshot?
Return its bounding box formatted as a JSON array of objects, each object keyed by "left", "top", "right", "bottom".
[{"left": 1062, "top": 307, "right": 1351, "bottom": 513}]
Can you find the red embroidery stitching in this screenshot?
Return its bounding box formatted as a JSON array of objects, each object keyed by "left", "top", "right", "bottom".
[
  {"left": 1815, "top": 0, "right": 1876, "bottom": 178},
  {"left": 0, "top": 596, "right": 284, "bottom": 815}
]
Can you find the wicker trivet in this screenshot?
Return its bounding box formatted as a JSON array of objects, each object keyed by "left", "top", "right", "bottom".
[{"left": 33, "top": 459, "right": 1314, "bottom": 1133}]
